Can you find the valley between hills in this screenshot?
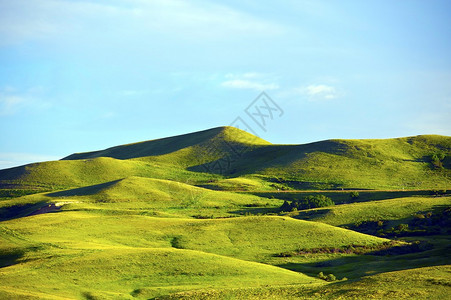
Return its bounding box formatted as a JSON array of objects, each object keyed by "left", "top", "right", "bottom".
[{"left": 0, "top": 126, "right": 450, "bottom": 299}]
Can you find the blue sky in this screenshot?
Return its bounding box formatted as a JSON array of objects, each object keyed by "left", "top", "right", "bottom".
[{"left": 1, "top": 0, "right": 450, "bottom": 169}]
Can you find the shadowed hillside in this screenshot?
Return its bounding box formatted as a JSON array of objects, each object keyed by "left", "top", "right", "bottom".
[{"left": 1, "top": 127, "right": 450, "bottom": 191}]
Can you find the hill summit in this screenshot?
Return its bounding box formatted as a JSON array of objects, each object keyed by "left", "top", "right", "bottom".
[
  {"left": 0, "top": 127, "right": 450, "bottom": 190},
  {"left": 62, "top": 126, "right": 270, "bottom": 160}
]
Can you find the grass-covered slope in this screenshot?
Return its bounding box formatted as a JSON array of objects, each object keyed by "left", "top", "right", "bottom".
[
  {"left": 0, "top": 210, "right": 389, "bottom": 299},
  {"left": 214, "top": 134, "right": 451, "bottom": 189},
  {"left": 63, "top": 126, "right": 270, "bottom": 161},
  {"left": 0, "top": 213, "right": 388, "bottom": 261},
  {"left": 160, "top": 265, "right": 451, "bottom": 300},
  {"left": 0, "top": 247, "right": 319, "bottom": 300},
  {"left": 310, "top": 265, "right": 451, "bottom": 300},
  {"left": 0, "top": 157, "right": 217, "bottom": 191},
  {"left": 1, "top": 127, "right": 450, "bottom": 190},
  {"left": 0, "top": 127, "right": 450, "bottom": 299},
  {"left": 291, "top": 196, "right": 451, "bottom": 227},
  {"left": 0, "top": 176, "right": 273, "bottom": 220}
]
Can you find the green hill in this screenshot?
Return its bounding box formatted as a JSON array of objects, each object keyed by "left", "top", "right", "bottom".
[
  {"left": 0, "top": 126, "right": 450, "bottom": 298},
  {"left": 291, "top": 196, "right": 451, "bottom": 227},
  {"left": 196, "top": 134, "right": 451, "bottom": 189},
  {"left": 1, "top": 127, "right": 450, "bottom": 191},
  {"left": 0, "top": 209, "right": 387, "bottom": 298},
  {"left": 0, "top": 176, "right": 274, "bottom": 220},
  {"left": 0, "top": 247, "right": 320, "bottom": 299},
  {"left": 62, "top": 126, "right": 270, "bottom": 163}
]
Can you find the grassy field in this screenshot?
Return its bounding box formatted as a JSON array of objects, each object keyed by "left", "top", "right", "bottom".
[{"left": 0, "top": 126, "right": 450, "bottom": 299}]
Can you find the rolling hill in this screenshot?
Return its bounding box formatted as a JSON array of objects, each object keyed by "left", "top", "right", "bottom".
[
  {"left": 0, "top": 126, "right": 450, "bottom": 299},
  {"left": 1, "top": 126, "right": 450, "bottom": 191}
]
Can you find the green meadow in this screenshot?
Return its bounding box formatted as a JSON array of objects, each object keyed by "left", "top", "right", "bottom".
[{"left": 0, "top": 127, "right": 450, "bottom": 299}]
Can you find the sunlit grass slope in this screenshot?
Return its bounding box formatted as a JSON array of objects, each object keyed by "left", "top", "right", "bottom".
[
  {"left": 225, "top": 134, "right": 451, "bottom": 189},
  {"left": 0, "top": 176, "right": 274, "bottom": 219},
  {"left": 160, "top": 265, "right": 451, "bottom": 300},
  {"left": 291, "top": 196, "right": 451, "bottom": 227},
  {"left": 0, "top": 127, "right": 450, "bottom": 190},
  {"left": 0, "top": 211, "right": 389, "bottom": 298},
  {"left": 310, "top": 265, "right": 451, "bottom": 300},
  {"left": 0, "top": 126, "right": 271, "bottom": 190},
  {"left": 62, "top": 126, "right": 270, "bottom": 161},
  {"left": 0, "top": 247, "right": 320, "bottom": 299},
  {"left": 0, "top": 213, "right": 388, "bottom": 261},
  {"left": 0, "top": 157, "right": 217, "bottom": 191}
]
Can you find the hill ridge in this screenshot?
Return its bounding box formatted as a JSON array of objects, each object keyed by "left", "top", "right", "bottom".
[
  {"left": 62, "top": 126, "right": 270, "bottom": 161},
  {"left": 1, "top": 127, "right": 450, "bottom": 190}
]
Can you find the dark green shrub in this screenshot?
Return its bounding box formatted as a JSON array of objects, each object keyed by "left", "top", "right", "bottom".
[
  {"left": 350, "top": 191, "right": 360, "bottom": 199},
  {"left": 430, "top": 151, "right": 446, "bottom": 169},
  {"left": 318, "top": 272, "right": 337, "bottom": 282},
  {"left": 317, "top": 272, "right": 327, "bottom": 280},
  {"left": 397, "top": 224, "right": 409, "bottom": 231},
  {"left": 279, "top": 195, "right": 334, "bottom": 211},
  {"left": 326, "top": 274, "right": 337, "bottom": 281}
]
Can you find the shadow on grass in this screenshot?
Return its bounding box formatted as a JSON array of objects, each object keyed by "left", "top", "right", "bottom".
[
  {"left": 47, "top": 180, "right": 121, "bottom": 197},
  {"left": 246, "top": 190, "right": 442, "bottom": 205},
  {"left": 0, "top": 201, "right": 50, "bottom": 221},
  {"left": 291, "top": 208, "right": 331, "bottom": 221},
  {"left": 0, "top": 249, "right": 24, "bottom": 268},
  {"left": 229, "top": 207, "right": 281, "bottom": 216},
  {"left": 276, "top": 235, "right": 451, "bottom": 280},
  {"left": 337, "top": 204, "right": 451, "bottom": 238}
]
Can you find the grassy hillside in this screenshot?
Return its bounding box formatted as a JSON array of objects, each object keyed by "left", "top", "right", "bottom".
[
  {"left": 0, "top": 212, "right": 388, "bottom": 260},
  {"left": 0, "top": 157, "right": 218, "bottom": 191},
  {"left": 0, "top": 176, "right": 276, "bottom": 220},
  {"left": 1, "top": 128, "right": 449, "bottom": 191},
  {"left": 0, "top": 210, "right": 389, "bottom": 298},
  {"left": 0, "top": 247, "right": 320, "bottom": 299},
  {"left": 291, "top": 196, "right": 451, "bottom": 227},
  {"left": 63, "top": 126, "right": 270, "bottom": 162},
  {"left": 213, "top": 134, "right": 451, "bottom": 189},
  {"left": 0, "top": 126, "right": 450, "bottom": 299},
  {"left": 161, "top": 265, "right": 451, "bottom": 299}
]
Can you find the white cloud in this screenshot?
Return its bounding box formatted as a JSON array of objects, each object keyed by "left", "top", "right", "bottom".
[
  {"left": 305, "top": 84, "right": 338, "bottom": 99},
  {"left": 0, "top": 86, "right": 51, "bottom": 115},
  {"left": 290, "top": 84, "right": 341, "bottom": 101},
  {"left": 0, "top": 153, "right": 61, "bottom": 170},
  {"left": 221, "top": 73, "right": 279, "bottom": 91}
]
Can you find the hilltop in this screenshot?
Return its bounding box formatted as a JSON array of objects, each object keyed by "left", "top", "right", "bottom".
[
  {"left": 1, "top": 126, "right": 450, "bottom": 191},
  {"left": 62, "top": 126, "right": 270, "bottom": 161}
]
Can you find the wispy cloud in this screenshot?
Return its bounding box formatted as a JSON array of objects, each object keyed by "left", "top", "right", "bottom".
[
  {"left": 288, "top": 84, "right": 342, "bottom": 101},
  {"left": 0, "top": 0, "right": 286, "bottom": 46},
  {"left": 305, "top": 84, "right": 338, "bottom": 100},
  {"left": 221, "top": 73, "right": 279, "bottom": 91},
  {"left": 0, "top": 95, "right": 25, "bottom": 115},
  {"left": 0, "top": 86, "right": 51, "bottom": 115}
]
